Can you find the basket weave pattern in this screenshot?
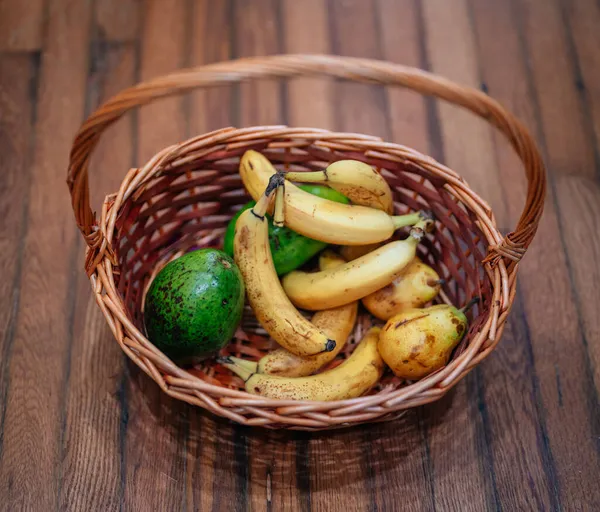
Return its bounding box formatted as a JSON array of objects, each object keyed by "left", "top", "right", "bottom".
[{"left": 67, "top": 55, "right": 545, "bottom": 430}]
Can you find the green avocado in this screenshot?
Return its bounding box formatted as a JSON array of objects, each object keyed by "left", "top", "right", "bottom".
[
  {"left": 223, "top": 184, "right": 349, "bottom": 275},
  {"left": 143, "top": 249, "right": 245, "bottom": 364}
]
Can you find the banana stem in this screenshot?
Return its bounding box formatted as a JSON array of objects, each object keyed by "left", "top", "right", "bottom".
[
  {"left": 284, "top": 170, "right": 328, "bottom": 183},
  {"left": 228, "top": 356, "right": 259, "bottom": 374},
  {"left": 392, "top": 212, "right": 422, "bottom": 229},
  {"left": 408, "top": 217, "right": 435, "bottom": 242},
  {"left": 253, "top": 173, "right": 284, "bottom": 218},
  {"left": 217, "top": 356, "right": 254, "bottom": 381},
  {"left": 460, "top": 297, "right": 480, "bottom": 313},
  {"left": 273, "top": 182, "right": 285, "bottom": 227}
]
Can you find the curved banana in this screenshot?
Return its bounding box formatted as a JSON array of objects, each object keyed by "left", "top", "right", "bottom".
[
  {"left": 220, "top": 327, "right": 384, "bottom": 401},
  {"left": 285, "top": 159, "right": 394, "bottom": 214},
  {"left": 362, "top": 258, "right": 443, "bottom": 320},
  {"left": 282, "top": 216, "right": 434, "bottom": 310},
  {"left": 233, "top": 174, "right": 335, "bottom": 356},
  {"left": 256, "top": 250, "right": 358, "bottom": 377},
  {"left": 239, "top": 150, "right": 420, "bottom": 245}
]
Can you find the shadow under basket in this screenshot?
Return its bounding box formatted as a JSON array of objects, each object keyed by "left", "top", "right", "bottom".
[{"left": 67, "top": 55, "right": 546, "bottom": 430}]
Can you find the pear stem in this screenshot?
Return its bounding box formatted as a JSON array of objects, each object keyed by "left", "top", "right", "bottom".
[
  {"left": 285, "top": 170, "right": 328, "bottom": 183},
  {"left": 427, "top": 278, "right": 446, "bottom": 287},
  {"left": 460, "top": 297, "right": 480, "bottom": 314}
]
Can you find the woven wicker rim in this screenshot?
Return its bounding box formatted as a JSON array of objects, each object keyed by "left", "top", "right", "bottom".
[{"left": 67, "top": 54, "right": 546, "bottom": 430}]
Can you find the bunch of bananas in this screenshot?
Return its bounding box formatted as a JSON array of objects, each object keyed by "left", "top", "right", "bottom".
[{"left": 219, "top": 151, "right": 473, "bottom": 401}]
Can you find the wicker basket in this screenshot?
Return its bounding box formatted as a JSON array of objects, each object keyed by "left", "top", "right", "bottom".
[{"left": 67, "top": 55, "right": 545, "bottom": 430}]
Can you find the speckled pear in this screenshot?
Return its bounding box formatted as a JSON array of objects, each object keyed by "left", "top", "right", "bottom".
[{"left": 378, "top": 303, "right": 470, "bottom": 380}]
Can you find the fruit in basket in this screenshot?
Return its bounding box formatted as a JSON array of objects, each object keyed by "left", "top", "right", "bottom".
[
  {"left": 362, "top": 258, "right": 443, "bottom": 320},
  {"left": 240, "top": 150, "right": 421, "bottom": 245},
  {"left": 252, "top": 250, "right": 358, "bottom": 377},
  {"left": 281, "top": 214, "right": 434, "bottom": 310},
  {"left": 233, "top": 174, "right": 335, "bottom": 357},
  {"left": 143, "top": 249, "right": 244, "bottom": 364},
  {"left": 219, "top": 327, "right": 384, "bottom": 401},
  {"left": 377, "top": 301, "right": 476, "bottom": 380},
  {"left": 285, "top": 159, "right": 394, "bottom": 213},
  {"left": 223, "top": 184, "right": 349, "bottom": 275},
  {"left": 339, "top": 242, "right": 382, "bottom": 261}
]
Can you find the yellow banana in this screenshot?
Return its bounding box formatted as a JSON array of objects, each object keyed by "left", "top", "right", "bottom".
[
  {"left": 256, "top": 250, "right": 358, "bottom": 377},
  {"left": 220, "top": 327, "right": 384, "bottom": 401},
  {"left": 239, "top": 150, "right": 420, "bottom": 245},
  {"left": 285, "top": 159, "right": 394, "bottom": 214},
  {"left": 362, "top": 258, "right": 444, "bottom": 320},
  {"left": 233, "top": 174, "right": 335, "bottom": 356},
  {"left": 281, "top": 216, "right": 435, "bottom": 310}
]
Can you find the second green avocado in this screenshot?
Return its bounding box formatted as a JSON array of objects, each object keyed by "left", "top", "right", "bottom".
[{"left": 223, "top": 184, "right": 349, "bottom": 275}]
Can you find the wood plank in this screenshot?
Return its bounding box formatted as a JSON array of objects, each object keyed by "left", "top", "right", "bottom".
[
  {"left": 419, "top": 1, "right": 502, "bottom": 509},
  {"left": 282, "top": 0, "right": 334, "bottom": 129},
  {"left": 469, "top": 0, "right": 600, "bottom": 508},
  {"left": 329, "top": 0, "right": 388, "bottom": 140},
  {"left": 561, "top": 0, "right": 600, "bottom": 162},
  {"left": 95, "top": 0, "right": 140, "bottom": 42},
  {"left": 234, "top": 0, "right": 283, "bottom": 127},
  {"left": 189, "top": 0, "right": 233, "bottom": 136},
  {"left": 556, "top": 0, "right": 600, "bottom": 386},
  {"left": 467, "top": 0, "right": 562, "bottom": 509},
  {"left": 0, "top": 0, "right": 44, "bottom": 51},
  {"left": 137, "top": 0, "right": 189, "bottom": 164},
  {"left": 518, "top": 0, "right": 597, "bottom": 179},
  {"left": 0, "top": 53, "right": 36, "bottom": 464},
  {"left": 122, "top": 1, "right": 190, "bottom": 510},
  {"left": 377, "top": 0, "right": 431, "bottom": 154},
  {"left": 421, "top": 0, "right": 505, "bottom": 218},
  {"left": 513, "top": 1, "right": 600, "bottom": 501},
  {"left": 0, "top": 0, "right": 92, "bottom": 509},
  {"left": 59, "top": 44, "right": 136, "bottom": 511}
]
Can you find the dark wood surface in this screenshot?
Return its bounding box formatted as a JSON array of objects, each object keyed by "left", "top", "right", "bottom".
[{"left": 0, "top": 0, "right": 599, "bottom": 510}]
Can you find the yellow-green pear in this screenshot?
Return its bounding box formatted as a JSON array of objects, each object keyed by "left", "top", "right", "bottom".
[
  {"left": 378, "top": 302, "right": 473, "bottom": 380},
  {"left": 362, "top": 258, "right": 443, "bottom": 320}
]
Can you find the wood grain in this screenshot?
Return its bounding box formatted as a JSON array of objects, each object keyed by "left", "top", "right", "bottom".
[
  {"left": 282, "top": 0, "right": 334, "bottom": 129},
  {"left": 0, "top": 53, "right": 36, "bottom": 465},
  {"left": 512, "top": 1, "right": 600, "bottom": 508},
  {"left": 561, "top": 0, "right": 600, "bottom": 162},
  {"left": 1, "top": 0, "right": 600, "bottom": 510},
  {"left": 235, "top": 0, "right": 284, "bottom": 127},
  {"left": 0, "top": 0, "right": 44, "bottom": 51},
  {"left": 468, "top": 0, "right": 561, "bottom": 508},
  {"left": 59, "top": 43, "right": 137, "bottom": 511},
  {"left": 0, "top": 1, "right": 92, "bottom": 509}
]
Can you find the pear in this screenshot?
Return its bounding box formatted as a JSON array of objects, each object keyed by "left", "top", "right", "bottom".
[
  {"left": 362, "top": 258, "right": 443, "bottom": 320},
  {"left": 378, "top": 301, "right": 475, "bottom": 380}
]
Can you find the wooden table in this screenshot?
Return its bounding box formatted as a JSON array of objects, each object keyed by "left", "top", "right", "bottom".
[{"left": 1, "top": 0, "right": 599, "bottom": 510}]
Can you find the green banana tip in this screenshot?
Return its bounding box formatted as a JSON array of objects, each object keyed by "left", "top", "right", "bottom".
[{"left": 216, "top": 356, "right": 234, "bottom": 365}]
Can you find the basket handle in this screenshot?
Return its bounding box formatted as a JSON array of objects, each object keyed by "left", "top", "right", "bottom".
[{"left": 67, "top": 54, "right": 545, "bottom": 264}]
